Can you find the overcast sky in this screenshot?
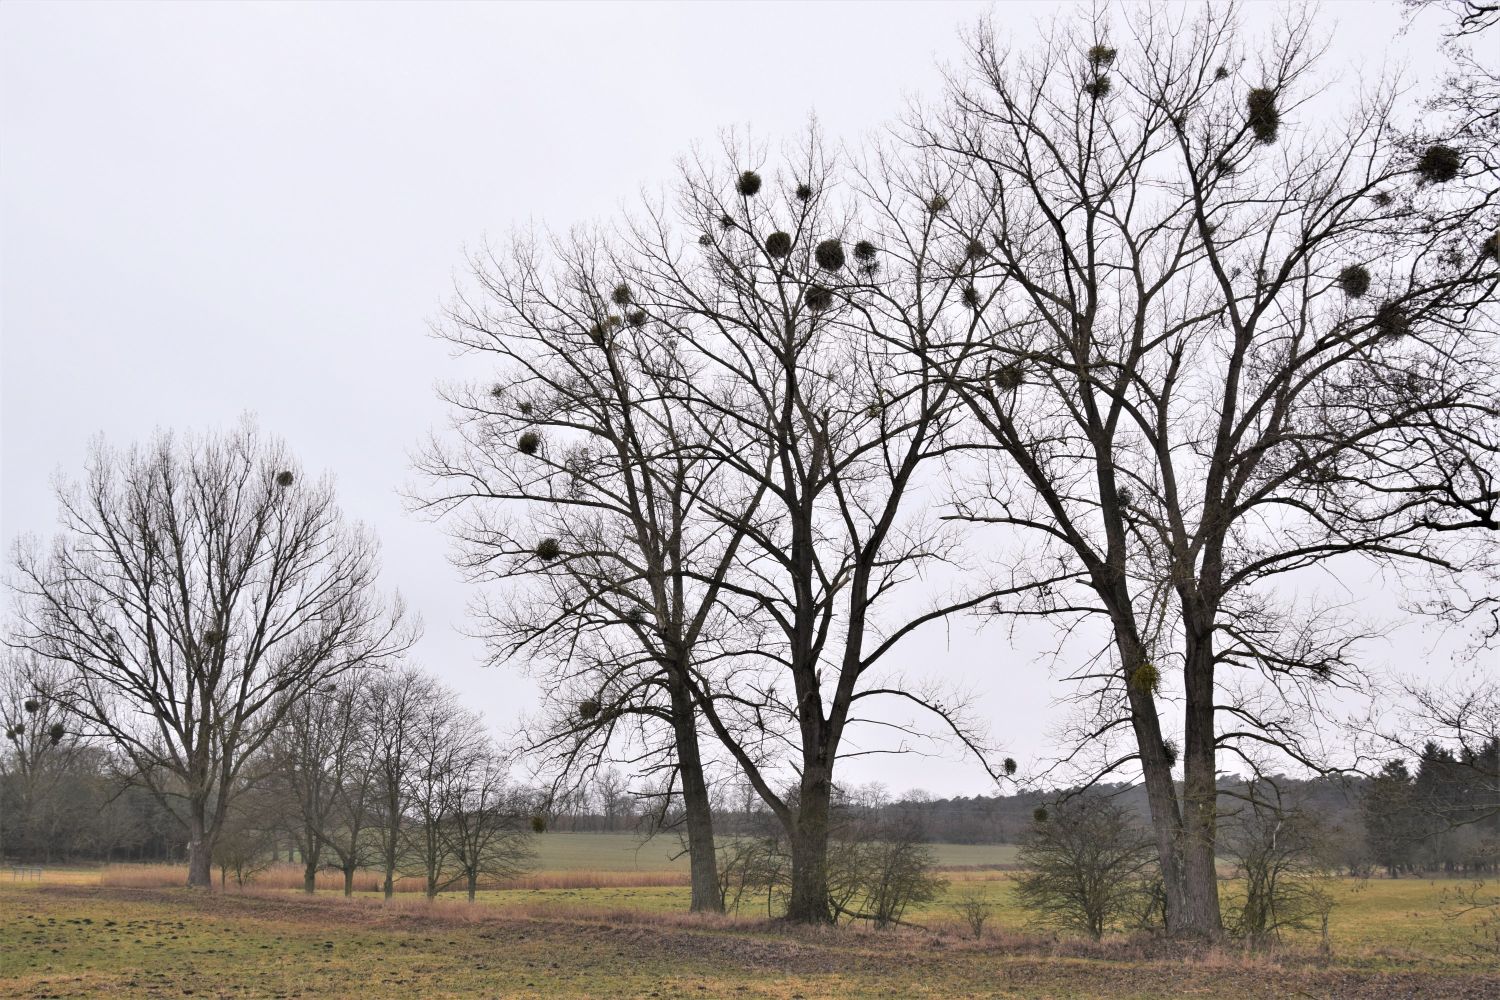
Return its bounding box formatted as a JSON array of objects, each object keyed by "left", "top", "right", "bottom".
[{"left": 1, "top": 1, "right": 1474, "bottom": 797}]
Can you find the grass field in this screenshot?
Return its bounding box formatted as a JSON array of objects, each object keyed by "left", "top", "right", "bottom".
[{"left": 3, "top": 835, "right": 1496, "bottom": 999}]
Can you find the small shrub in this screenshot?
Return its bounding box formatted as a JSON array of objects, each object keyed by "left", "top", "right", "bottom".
[
  {"left": 1338, "top": 264, "right": 1371, "bottom": 298},
  {"left": 804, "top": 285, "right": 834, "bottom": 312},
  {"left": 1084, "top": 75, "right": 1112, "bottom": 101},
  {"left": 737, "top": 170, "right": 762, "bottom": 197},
  {"left": 765, "top": 231, "right": 793, "bottom": 258},
  {"left": 535, "top": 538, "right": 562, "bottom": 561},
  {"left": 815, "top": 239, "right": 846, "bottom": 271},
  {"left": 1087, "top": 43, "right": 1117, "bottom": 67},
  {"left": 1417, "top": 144, "right": 1461, "bottom": 185},
  {"left": 275, "top": 470, "right": 295, "bottom": 488},
  {"left": 518, "top": 432, "right": 541, "bottom": 455},
  {"left": 1247, "top": 87, "right": 1279, "bottom": 143},
  {"left": 530, "top": 814, "right": 548, "bottom": 834},
  {"left": 1033, "top": 806, "right": 1048, "bottom": 823},
  {"left": 954, "top": 891, "right": 994, "bottom": 940},
  {"left": 1016, "top": 795, "right": 1158, "bottom": 940},
  {"left": 1374, "top": 301, "right": 1410, "bottom": 339}
]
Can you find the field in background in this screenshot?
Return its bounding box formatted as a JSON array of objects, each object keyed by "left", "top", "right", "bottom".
[{"left": 67, "top": 833, "right": 1019, "bottom": 894}]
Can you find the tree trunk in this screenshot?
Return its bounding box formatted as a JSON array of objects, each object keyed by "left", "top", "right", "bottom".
[
  {"left": 467, "top": 872, "right": 478, "bottom": 903},
  {"left": 1179, "top": 632, "right": 1223, "bottom": 936},
  {"left": 668, "top": 665, "right": 723, "bottom": 913},
  {"left": 186, "top": 809, "right": 213, "bottom": 889},
  {"left": 784, "top": 766, "right": 834, "bottom": 924},
  {"left": 343, "top": 863, "right": 356, "bottom": 897}
]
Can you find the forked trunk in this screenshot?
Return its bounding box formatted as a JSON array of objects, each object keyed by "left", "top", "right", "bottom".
[{"left": 1178, "top": 634, "right": 1223, "bottom": 936}]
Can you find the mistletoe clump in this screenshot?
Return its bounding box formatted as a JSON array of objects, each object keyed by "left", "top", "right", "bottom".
[
  {"left": 736, "top": 170, "right": 762, "bottom": 197},
  {"left": 1374, "top": 301, "right": 1410, "bottom": 339},
  {"left": 994, "top": 363, "right": 1024, "bottom": 392},
  {"left": 765, "top": 231, "right": 793, "bottom": 258},
  {"left": 965, "top": 237, "right": 988, "bottom": 262},
  {"left": 611, "top": 283, "right": 632, "bottom": 306},
  {"left": 1338, "top": 264, "right": 1371, "bottom": 299},
  {"left": 814, "top": 239, "right": 845, "bottom": 271},
  {"left": 1087, "top": 43, "right": 1117, "bottom": 67},
  {"left": 927, "top": 193, "right": 949, "bottom": 215},
  {"left": 578, "top": 699, "right": 601, "bottom": 721},
  {"left": 518, "top": 431, "right": 541, "bottom": 455},
  {"left": 1417, "top": 144, "right": 1461, "bottom": 185},
  {"left": 1130, "top": 662, "right": 1160, "bottom": 694},
  {"left": 1247, "top": 87, "right": 1279, "bottom": 143},
  {"left": 804, "top": 285, "right": 834, "bottom": 312},
  {"left": 535, "top": 538, "right": 562, "bottom": 561},
  {"left": 795, "top": 182, "right": 813, "bottom": 201},
  {"left": 962, "top": 284, "right": 981, "bottom": 310},
  {"left": 276, "top": 470, "right": 295, "bottom": 488},
  {"left": 1084, "top": 75, "right": 1112, "bottom": 101},
  {"left": 853, "top": 240, "right": 878, "bottom": 265}
]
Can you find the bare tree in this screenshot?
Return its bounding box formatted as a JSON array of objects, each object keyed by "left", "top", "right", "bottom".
[
  {"left": 367, "top": 666, "right": 437, "bottom": 898},
  {"left": 400, "top": 682, "right": 487, "bottom": 899},
  {"left": 907, "top": 3, "right": 1499, "bottom": 934},
  {"left": 269, "top": 669, "right": 375, "bottom": 893},
  {"left": 441, "top": 748, "right": 535, "bottom": 901},
  {"left": 8, "top": 422, "right": 413, "bottom": 887},
  {"left": 419, "top": 230, "right": 776, "bottom": 913},
  {"left": 631, "top": 135, "right": 1007, "bottom": 923}
]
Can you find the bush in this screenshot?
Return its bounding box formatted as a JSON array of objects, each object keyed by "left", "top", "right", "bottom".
[
  {"left": 1220, "top": 792, "right": 1338, "bottom": 948},
  {"left": 1015, "top": 795, "right": 1158, "bottom": 939},
  {"left": 954, "top": 891, "right": 994, "bottom": 939}
]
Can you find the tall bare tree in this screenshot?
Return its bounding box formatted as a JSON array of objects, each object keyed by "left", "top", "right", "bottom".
[
  {"left": 9, "top": 422, "right": 412, "bottom": 886},
  {"left": 419, "top": 232, "right": 772, "bottom": 912},
  {"left": 907, "top": 3, "right": 1499, "bottom": 933}
]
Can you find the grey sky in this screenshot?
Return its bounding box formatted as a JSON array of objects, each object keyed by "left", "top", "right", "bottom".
[{"left": 0, "top": 1, "right": 1469, "bottom": 797}]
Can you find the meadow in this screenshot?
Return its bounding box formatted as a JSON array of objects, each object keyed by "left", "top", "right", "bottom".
[{"left": 3, "top": 834, "right": 1498, "bottom": 999}]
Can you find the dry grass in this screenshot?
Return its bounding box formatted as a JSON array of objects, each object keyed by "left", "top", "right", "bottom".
[{"left": 97, "top": 861, "right": 688, "bottom": 893}]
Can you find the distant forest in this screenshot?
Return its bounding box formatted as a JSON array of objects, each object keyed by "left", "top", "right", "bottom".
[{"left": 8, "top": 738, "right": 1496, "bottom": 879}]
